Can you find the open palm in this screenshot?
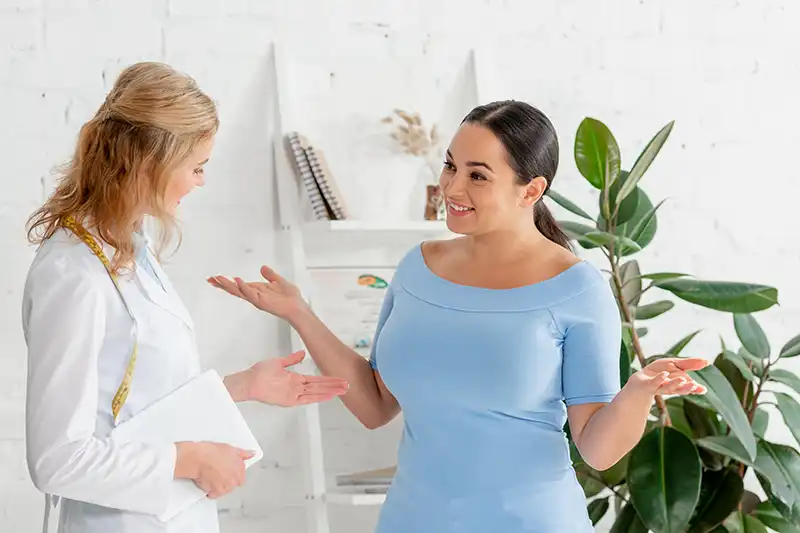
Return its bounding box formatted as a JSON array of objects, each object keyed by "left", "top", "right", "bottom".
[
  {"left": 629, "top": 357, "right": 709, "bottom": 396},
  {"left": 208, "top": 266, "right": 306, "bottom": 320},
  {"left": 246, "top": 350, "right": 348, "bottom": 407}
]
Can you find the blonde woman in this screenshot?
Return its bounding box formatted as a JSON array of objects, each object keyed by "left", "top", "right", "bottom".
[{"left": 22, "top": 62, "right": 348, "bottom": 533}]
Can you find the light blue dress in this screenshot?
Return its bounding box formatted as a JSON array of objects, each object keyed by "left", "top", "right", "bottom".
[{"left": 369, "top": 245, "right": 621, "bottom": 532}]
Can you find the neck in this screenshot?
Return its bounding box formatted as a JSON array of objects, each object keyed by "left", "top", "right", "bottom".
[{"left": 464, "top": 218, "right": 548, "bottom": 263}]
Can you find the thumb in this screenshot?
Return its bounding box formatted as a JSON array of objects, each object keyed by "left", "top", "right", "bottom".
[
  {"left": 260, "top": 265, "right": 283, "bottom": 284},
  {"left": 280, "top": 350, "right": 306, "bottom": 367},
  {"left": 237, "top": 448, "right": 256, "bottom": 460},
  {"left": 650, "top": 371, "right": 670, "bottom": 390}
]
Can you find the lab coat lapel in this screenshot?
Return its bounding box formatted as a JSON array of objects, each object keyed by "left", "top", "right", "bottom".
[
  {"left": 137, "top": 248, "right": 195, "bottom": 332},
  {"left": 95, "top": 233, "right": 195, "bottom": 332}
]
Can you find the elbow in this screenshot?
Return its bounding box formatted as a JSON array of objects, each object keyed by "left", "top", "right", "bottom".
[
  {"left": 28, "top": 454, "right": 61, "bottom": 495},
  {"left": 358, "top": 414, "right": 390, "bottom": 430}
]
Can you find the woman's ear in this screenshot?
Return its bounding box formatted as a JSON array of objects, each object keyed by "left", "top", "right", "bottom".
[{"left": 520, "top": 176, "right": 548, "bottom": 207}]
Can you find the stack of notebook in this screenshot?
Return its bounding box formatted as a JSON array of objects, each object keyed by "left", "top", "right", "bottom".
[
  {"left": 335, "top": 466, "right": 396, "bottom": 493},
  {"left": 285, "top": 132, "right": 349, "bottom": 221}
]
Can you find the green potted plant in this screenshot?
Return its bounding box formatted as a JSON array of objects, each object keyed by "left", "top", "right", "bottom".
[{"left": 548, "top": 117, "right": 800, "bottom": 533}]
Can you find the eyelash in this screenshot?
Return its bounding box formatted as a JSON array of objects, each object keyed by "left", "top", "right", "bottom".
[
  {"left": 193, "top": 168, "right": 204, "bottom": 175},
  {"left": 443, "top": 160, "right": 487, "bottom": 181}
]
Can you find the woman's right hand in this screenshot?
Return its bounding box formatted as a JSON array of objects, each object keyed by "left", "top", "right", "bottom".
[
  {"left": 174, "top": 442, "right": 254, "bottom": 499},
  {"left": 207, "top": 266, "right": 308, "bottom": 322}
]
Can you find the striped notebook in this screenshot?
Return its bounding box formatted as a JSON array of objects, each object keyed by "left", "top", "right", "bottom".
[
  {"left": 285, "top": 132, "right": 332, "bottom": 220},
  {"left": 285, "top": 132, "right": 349, "bottom": 221}
]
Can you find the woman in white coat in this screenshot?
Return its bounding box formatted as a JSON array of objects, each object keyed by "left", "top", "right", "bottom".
[{"left": 21, "top": 61, "right": 349, "bottom": 533}]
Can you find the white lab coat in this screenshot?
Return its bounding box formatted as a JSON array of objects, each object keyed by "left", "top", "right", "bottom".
[{"left": 22, "top": 227, "right": 219, "bottom": 533}]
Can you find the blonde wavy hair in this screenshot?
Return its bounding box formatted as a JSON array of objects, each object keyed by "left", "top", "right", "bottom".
[{"left": 26, "top": 61, "right": 218, "bottom": 274}]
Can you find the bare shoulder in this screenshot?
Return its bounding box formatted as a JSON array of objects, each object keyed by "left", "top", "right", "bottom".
[{"left": 420, "top": 237, "right": 467, "bottom": 262}]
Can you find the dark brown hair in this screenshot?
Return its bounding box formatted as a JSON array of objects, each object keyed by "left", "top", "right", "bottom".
[{"left": 462, "top": 100, "right": 571, "bottom": 249}]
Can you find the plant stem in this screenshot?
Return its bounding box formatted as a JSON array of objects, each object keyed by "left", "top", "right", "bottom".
[{"left": 610, "top": 257, "right": 672, "bottom": 427}]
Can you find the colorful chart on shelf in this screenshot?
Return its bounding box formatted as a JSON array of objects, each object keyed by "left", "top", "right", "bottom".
[{"left": 308, "top": 268, "right": 395, "bottom": 357}]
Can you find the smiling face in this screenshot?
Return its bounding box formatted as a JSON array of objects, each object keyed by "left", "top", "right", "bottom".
[
  {"left": 163, "top": 136, "right": 214, "bottom": 214},
  {"left": 440, "top": 122, "right": 547, "bottom": 235}
]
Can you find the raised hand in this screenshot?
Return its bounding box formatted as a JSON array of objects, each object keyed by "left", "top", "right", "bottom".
[
  {"left": 247, "top": 350, "right": 348, "bottom": 407},
  {"left": 208, "top": 266, "right": 307, "bottom": 321},
  {"left": 629, "top": 357, "right": 710, "bottom": 396}
]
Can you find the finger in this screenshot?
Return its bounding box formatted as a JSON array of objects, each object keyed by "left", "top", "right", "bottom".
[
  {"left": 296, "top": 393, "right": 337, "bottom": 405},
  {"left": 302, "top": 381, "right": 350, "bottom": 393},
  {"left": 669, "top": 357, "right": 710, "bottom": 371},
  {"left": 237, "top": 448, "right": 256, "bottom": 460},
  {"left": 650, "top": 371, "right": 670, "bottom": 390},
  {"left": 235, "top": 277, "right": 264, "bottom": 305},
  {"left": 210, "top": 276, "right": 246, "bottom": 298},
  {"left": 280, "top": 350, "right": 306, "bottom": 367},
  {"left": 297, "top": 374, "right": 349, "bottom": 386},
  {"left": 260, "top": 265, "right": 286, "bottom": 284}
]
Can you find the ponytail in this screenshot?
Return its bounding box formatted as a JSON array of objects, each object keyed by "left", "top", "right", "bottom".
[{"left": 534, "top": 201, "right": 572, "bottom": 250}]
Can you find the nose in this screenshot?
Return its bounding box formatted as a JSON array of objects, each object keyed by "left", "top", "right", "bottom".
[{"left": 442, "top": 170, "right": 467, "bottom": 198}]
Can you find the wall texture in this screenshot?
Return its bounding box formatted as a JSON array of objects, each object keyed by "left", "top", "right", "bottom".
[{"left": 1, "top": 0, "right": 797, "bottom": 531}]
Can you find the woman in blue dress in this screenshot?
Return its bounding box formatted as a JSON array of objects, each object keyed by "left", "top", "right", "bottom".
[{"left": 210, "top": 100, "right": 708, "bottom": 532}]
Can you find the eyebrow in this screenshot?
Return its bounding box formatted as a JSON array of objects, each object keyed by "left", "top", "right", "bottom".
[
  {"left": 446, "top": 150, "right": 493, "bottom": 172},
  {"left": 197, "top": 158, "right": 209, "bottom": 166}
]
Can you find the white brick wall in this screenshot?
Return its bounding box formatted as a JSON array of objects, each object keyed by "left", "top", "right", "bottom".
[{"left": 1, "top": 1, "right": 798, "bottom": 532}]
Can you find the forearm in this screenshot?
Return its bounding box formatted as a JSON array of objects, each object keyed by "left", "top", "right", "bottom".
[
  {"left": 289, "top": 307, "right": 399, "bottom": 428},
  {"left": 574, "top": 385, "right": 654, "bottom": 471},
  {"left": 28, "top": 436, "right": 176, "bottom": 516}
]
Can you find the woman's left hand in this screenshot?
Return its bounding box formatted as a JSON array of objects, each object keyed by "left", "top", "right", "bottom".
[
  {"left": 226, "top": 350, "right": 349, "bottom": 406},
  {"left": 628, "top": 357, "right": 710, "bottom": 397}
]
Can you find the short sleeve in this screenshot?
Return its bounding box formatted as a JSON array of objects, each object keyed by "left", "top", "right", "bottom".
[
  {"left": 368, "top": 282, "right": 395, "bottom": 371},
  {"left": 558, "top": 280, "right": 622, "bottom": 406}
]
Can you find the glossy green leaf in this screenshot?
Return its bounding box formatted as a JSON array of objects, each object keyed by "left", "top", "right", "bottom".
[
  {"left": 715, "top": 354, "right": 750, "bottom": 406},
  {"left": 775, "top": 393, "right": 800, "bottom": 446},
  {"left": 779, "top": 334, "right": 800, "bottom": 358},
  {"left": 629, "top": 198, "right": 666, "bottom": 245},
  {"left": 734, "top": 314, "right": 770, "bottom": 359},
  {"left": 655, "top": 279, "right": 779, "bottom": 313},
  {"left": 620, "top": 338, "right": 633, "bottom": 388},
  {"left": 666, "top": 330, "right": 703, "bottom": 356},
  {"left": 754, "top": 440, "right": 800, "bottom": 524},
  {"left": 583, "top": 231, "right": 642, "bottom": 252},
  {"left": 722, "top": 349, "right": 756, "bottom": 381},
  {"left": 603, "top": 452, "right": 630, "bottom": 487},
  {"left": 636, "top": 327, "right": 648, "bottom": 338},
  {"left": 575, "top": 117, "right": 621, "bottom": 190},
  {"left": 723, "top": 513, "right": 769, "bottom": 533},
  {"left": 617, "top": 121, "right": 675, "bottom": 204},
  {"left": 600, "top": 171, "right": 640, "bottom": 224},
  {"left": 559, "top": 220, "right": 601, "bottom": 249},
  {"left": 769, "top": 369, "right": 800, "bottom": 396},
  {"left": 546, "top": 189, "right": 594, "bottom": 221},
  {"left": 665, "top": 398, "right": 694, "bottom": 437},
  {"left": 575, "top": 464, "right": 605, "bottom": 498},
  {"left": 741, "top": 490, "right": 762, "bottom": 515},
  {"left": 620, "top": 260, "right": 643, "bottom": 306},
  {"left": 688, "top": 467, "right": 744, "bottom": 533},
  {"left": 752, "top": 500, "right": 800, "bottom": 533},
  {"left": 611, "top": 502, "right": 649, "bottom": 533},
  {"left": 628, "top": 427, "right": 703, "bottom": 533},
  {"left": 689, "top": 365, "right": 758, "bottom": 460},
  {"left": 588, "top": 497, "right": 610, "bottom": 526},
  {"left": 634, "top": 300, "right": 675, "bottom": 320},
  {"left": 752, "top": 408, "right": 769, "bottom": 440},
  {"left": 696, "top": 435, "right": 754, "bottom": 467},
  {"left": 615, "top": 189, "right": 659, "bottom": 255},
  {"left": 737, "top": 347, "right": 764, "bottom": 375}
]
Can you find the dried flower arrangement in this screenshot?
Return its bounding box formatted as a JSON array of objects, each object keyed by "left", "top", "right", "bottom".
[
  {"left": 381, "top": 109, "right": 443, "bottom": 179},
  {"left": 382, "top": 109, "right": 446, "bottom": 220}
]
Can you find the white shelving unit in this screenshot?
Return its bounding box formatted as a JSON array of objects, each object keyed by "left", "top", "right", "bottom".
[{"left": 268, "top": 42, "right": 490, "bottom": 533}]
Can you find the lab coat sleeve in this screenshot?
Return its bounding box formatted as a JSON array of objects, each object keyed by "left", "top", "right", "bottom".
[{"left": 23, "top": 254, "right": 178, "bottom": 517}]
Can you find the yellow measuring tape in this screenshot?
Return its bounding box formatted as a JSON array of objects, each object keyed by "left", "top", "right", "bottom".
[{"left": 60, "top": 216, "right": 137, "bottom": 424}]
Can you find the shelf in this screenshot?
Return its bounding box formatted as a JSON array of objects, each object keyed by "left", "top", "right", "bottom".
[
  {"left": 325, "top": 487, "right": 387, "bottom": 506},
  {"left": 303, "top": 219, "right": 450, "bottom": 233}
]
